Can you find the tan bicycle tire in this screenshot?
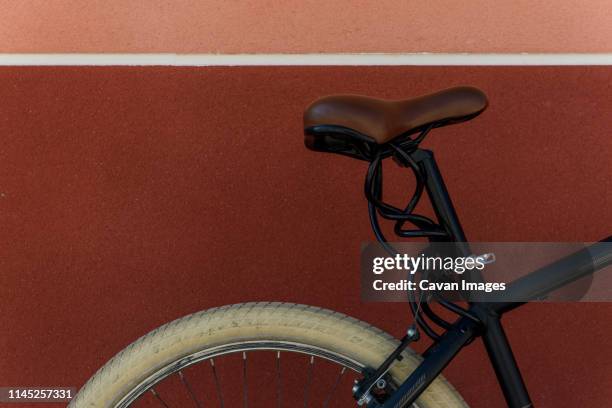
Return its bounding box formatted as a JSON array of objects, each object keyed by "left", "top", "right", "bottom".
[{"left": 69, "top": 302, "right": 469, "bottom": 408}]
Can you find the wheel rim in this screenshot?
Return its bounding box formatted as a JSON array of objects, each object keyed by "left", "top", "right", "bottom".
[{"left": 116, "top": 340, "right": 370, "bottom": 407}]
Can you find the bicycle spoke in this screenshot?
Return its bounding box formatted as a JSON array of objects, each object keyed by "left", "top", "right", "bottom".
[
  {"left": 210, "top": 359, "right": 225, "bottom": 408},
  {"left": 178, "top": 370, "right": 202, "bottom": 408},
  {"left": 322, "top": 367, "right": 346, "bottom": 408},
  {"left": 276, "top": 351, "right": 282, "bottom": 408},
  {"left": 303, "top": 356, "right": 314, "bottom": 408},
  {"left": 150, "top": 388, "right": 170, "bottom": 408},
  {"left": 242, "top": 352, "right": 248, "bottom": 408},
  {"left": 120, "top": 343, "right": 365, "bottom": 408}
]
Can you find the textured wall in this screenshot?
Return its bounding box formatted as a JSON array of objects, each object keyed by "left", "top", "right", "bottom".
[
  {"left": 1, "top": 0, "right": 611, "bottom": 52},
  {"left": 1, "top": 66, "right": 611, "bottom": 407}
]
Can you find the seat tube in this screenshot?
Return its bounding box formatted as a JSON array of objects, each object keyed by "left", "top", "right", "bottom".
[
  {"left": 411, "top": 148, "right": 488, "bottom": 287},
  {"left": 479, "top": 310, "right": 533, "bottom": 408},
  {"left": 411, "top": 149, "right": 470, "bottom": 253}
]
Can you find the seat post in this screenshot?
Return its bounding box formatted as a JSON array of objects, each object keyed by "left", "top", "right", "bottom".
[{"left": 410, "top": 149, "right": 471, "bottom": 256}]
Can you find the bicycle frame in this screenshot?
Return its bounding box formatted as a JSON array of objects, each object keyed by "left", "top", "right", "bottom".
[{"left": 374, "top": 149, "right": 612, "bottom": 408}]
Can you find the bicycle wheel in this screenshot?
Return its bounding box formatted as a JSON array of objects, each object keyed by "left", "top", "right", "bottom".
[{"left": 69, "top": 302, "right": 468, "bottom": 408}]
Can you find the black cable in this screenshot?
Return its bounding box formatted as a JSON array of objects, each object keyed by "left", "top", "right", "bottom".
[
  {"left": 433, "top": 294, "right": 480, "bottom": 324},
  {"left": 421, "top": 302, "right": 453, "bottom": 330},
  {"left": 363, "top": 127, "right": 484, "bottom": 340},
  {"left": 365, "top": 152, "right": 442, "bottom": 339},
  {"left": 364, "top": 141, "right": 443, "bottom": 340}
]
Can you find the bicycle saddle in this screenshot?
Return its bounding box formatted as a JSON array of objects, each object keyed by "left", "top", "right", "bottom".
[{"left": 304, "top": 86, "right": 488, "bottom": 160}]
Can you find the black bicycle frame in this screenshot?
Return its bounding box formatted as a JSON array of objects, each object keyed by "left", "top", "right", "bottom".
[{"left": 375, "top": 149, "right": 612, "bottom": 408}]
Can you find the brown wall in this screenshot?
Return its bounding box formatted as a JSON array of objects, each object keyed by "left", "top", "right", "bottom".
[
  {"left": 1, "top": 66, "right": 611, "bottom": 407},
  {"left": 1, "top": 1, "right": 611, "bottom": 52}
]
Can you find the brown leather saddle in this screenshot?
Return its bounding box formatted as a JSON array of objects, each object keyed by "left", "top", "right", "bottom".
[{"left": 304, "top": 86, "right": 488, "bottom": 160}]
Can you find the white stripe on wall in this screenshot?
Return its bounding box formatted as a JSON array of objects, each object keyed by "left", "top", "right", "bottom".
[{"left": 0, "top": 53, "right": 611, "bottom": 66}]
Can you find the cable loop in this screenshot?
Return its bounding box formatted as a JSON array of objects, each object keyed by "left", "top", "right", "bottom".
[{"left": 363, "top": 126, "right": 481, "bottom": 341}]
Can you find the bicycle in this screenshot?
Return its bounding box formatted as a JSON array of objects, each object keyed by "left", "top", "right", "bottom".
[{"left": 69, "top": 86, "right": 612, "bottom": 408}]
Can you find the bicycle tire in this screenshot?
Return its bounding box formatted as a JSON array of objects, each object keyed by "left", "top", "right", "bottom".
[{"left": 69, "top": 302, "right": 468, "bottom": 408}]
